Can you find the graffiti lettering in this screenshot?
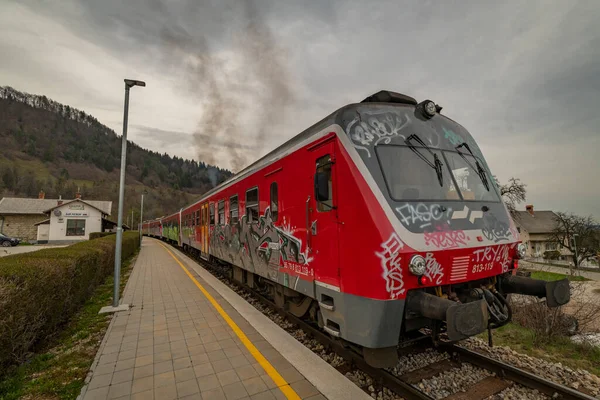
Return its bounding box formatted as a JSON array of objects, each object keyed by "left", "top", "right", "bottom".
[
  {"left": 210, "top": 208, "right": 311, "bottom": 282},
  {"left": 395, "top": 203, "right": 452, "bottom": 228},
  {"left": 376, "top": 233, "right": 405, "bottom": 299},
  {"left": 424, "top": 253, "right": 444, "bottom": 285},
  {"left": 443, "top": 127, "right": 463, "bottom": 146},
  {"left": 471, "top": 244, "right": 514, "bottom": 273},
  {"left": 424, "top": 226, "right": 469, "bottom": 248},
  {"left": 346, "top": 112, "right": 411, "bottom": 157},
  {"left": 481, "top": 213, "right": 511, "bottom": 243}
]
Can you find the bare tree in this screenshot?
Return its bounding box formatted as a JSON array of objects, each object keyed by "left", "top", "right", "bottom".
[
  {"left": 496, "top": 177, "right": 527, "bottom": 219},
  {"left": 550, "top": 212, "right": 600, "bottom": 265}
]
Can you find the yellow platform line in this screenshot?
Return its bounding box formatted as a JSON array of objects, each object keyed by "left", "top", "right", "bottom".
[{"left": 157, "top": 242, "right": 301, "bottom": 400}]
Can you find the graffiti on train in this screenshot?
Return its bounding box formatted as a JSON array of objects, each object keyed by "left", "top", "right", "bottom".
[
  {"left": 396, "top": 203, "right": 452, "bottom": 229},
  {"left": 424, "top": 224, "right": 469, "bottom": 248},
  {"left": 377, "top": 232, "right": 406, "bottom": 299},
  {"left": 346, "top": 111, "right": 411, "bottom": 157},
  {"left": 210, "top": 207, "right": 313, "bottom": 281},
  {"left": 481, "top": 213, "right": 512, "bottom": 243},
  {"left": 163, "top": 224, "right": 179, "bottom": 242}
]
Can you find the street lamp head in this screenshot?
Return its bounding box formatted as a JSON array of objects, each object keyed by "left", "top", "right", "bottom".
[{"left": 125, "top": 79, "right": 146, "bottom": 88}]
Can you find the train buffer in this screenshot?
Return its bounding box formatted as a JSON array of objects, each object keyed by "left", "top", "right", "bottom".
[{"left": 79, "top": 237, "right": 369, "bottom": 400}]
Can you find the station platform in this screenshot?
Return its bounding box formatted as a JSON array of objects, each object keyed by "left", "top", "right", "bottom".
[{"left": 80, "top": 238, "right": 370, "bottom": 400}]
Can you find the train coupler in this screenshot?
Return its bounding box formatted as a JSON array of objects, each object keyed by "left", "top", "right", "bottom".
[
  {"left": 499, "top": 274, "right": 570, "bottom": 308},
  {"left": 406, "top": 291, "right": 489, "bottom": 341}
]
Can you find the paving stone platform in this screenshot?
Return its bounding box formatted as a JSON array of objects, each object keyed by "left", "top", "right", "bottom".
[{"left": 80, "top": 238, "right": 328, "bottom": 400}]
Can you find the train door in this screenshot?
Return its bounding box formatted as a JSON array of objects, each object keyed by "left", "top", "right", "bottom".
[
  {"left": 200, "top": 202, "right": 209, "bottom": 259},
  {"left": 309, "top": 138, "right": 340, "bottom": 289}
]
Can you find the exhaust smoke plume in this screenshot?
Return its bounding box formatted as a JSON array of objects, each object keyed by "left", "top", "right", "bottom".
[{"left": 161, "top": 0, "right": 294, "bottom": 174}]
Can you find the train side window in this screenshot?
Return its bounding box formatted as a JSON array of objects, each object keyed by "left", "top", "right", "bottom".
[
  {"left": 210, "top": 203, "right": 215, "bottom": 226},
  {"left": 218, "top": 200, "right": 225, "bottom": 225},
  {"left": 230, "top": 195, "right": 239, "bottom": 224},
  {"left": 246, "top": 187, "right": 259, "bottom": 223},
  {"left": 270, "top": 182, "right": 278, "bottom": 221},
  {"left": 195, "top": 210, "right": 199, "bottom": 226},
  {"left": 315, "top": 154, "right": 333, "bottom": 212}
]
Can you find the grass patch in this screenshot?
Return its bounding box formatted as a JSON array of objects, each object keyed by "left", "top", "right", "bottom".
[
  {"left": 0, "top": 155, "right": 53, "bottom": 181},
  {"left": 0, "top": 251, "right": 138, "bottom": 400},
  {"left": 480, "top": 323, "right": 600, "bottom": 376},
  {"left": 528, "top": 270, "right": 590, "bottom": 282}
]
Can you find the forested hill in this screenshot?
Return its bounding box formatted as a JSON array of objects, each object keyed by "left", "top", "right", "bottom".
[{"left": 0, "top": 86, "right": 232, "bottom": 220}]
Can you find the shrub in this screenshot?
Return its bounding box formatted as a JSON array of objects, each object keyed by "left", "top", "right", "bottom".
[
  {"left": 510, "top": 282, "right": 600, "bottom": 343},
  {"left": 89, "top": 232, "right": 115, "bottom": 240},
  {"left": 0, "top": 232, "right": 140, "bottom": 376},
  {"left": 543, "top": 250, "right": 561, "bottom": 260}
]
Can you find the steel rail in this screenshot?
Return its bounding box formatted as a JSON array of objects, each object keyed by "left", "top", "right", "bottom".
[{"left": 440, "top": 343, "right": 596, "bottom": 400}]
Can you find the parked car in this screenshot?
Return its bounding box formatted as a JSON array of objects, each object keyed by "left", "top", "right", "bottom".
[{"left": 0, "top": 233, "right": 20, "bottom": 247}]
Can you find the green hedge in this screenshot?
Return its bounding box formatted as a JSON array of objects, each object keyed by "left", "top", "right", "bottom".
[
  {"left": 89, "top": 231, "right": 116, "bottom": 240},
  {"left": 0, "top": 232, "right": 140, "bottom": 376}
]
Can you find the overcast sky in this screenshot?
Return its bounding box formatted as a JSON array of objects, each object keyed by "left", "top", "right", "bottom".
[{"left": 1, "top": 0, "right": 598, "bottom": 218}]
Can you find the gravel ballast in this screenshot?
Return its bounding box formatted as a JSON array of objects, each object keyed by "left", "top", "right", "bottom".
[{"left": 462, "top": 337, "right": 600, "bottom": 398}]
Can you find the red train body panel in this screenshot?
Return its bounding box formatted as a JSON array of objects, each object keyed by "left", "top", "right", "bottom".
[{"left": 142, "top": 91, "right": 570, "bottom": 367}]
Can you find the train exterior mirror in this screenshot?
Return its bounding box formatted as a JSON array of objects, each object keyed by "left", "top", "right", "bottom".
[{"left": 315, "top": 172, "right": 329, "bottom": 202}]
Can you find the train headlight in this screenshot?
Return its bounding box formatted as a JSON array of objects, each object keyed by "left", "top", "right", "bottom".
[
  {"left": 516, "top": 243, "right": 527, "bottom": 259},
  {"left": 423, "top": 100, "right": 437, "bottom": 117},
  {"left": 409, "top": 255, "right": 426, "bottom": 276}
]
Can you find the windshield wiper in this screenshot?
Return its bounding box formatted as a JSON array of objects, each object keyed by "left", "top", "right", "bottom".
[
  {"left": 455, "top": 142, "right": 490, "bottom": 191},
  {"left": 404, "top": 134, "right": 444, "bottom": 187}
]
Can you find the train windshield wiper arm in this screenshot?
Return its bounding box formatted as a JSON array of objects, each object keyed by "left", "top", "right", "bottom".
[
  {"left": 404, "top": 134, "right": 444, "bottom": 187},
  {"left": 455, "top": 142, "right": 490, "bottom": 191}
]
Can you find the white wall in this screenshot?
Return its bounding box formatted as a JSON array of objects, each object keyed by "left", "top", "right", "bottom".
[
  {"left": 37, "top": 224, "right": 49, "bottom": 242},
  {"left": 48, "top": 201, "right": 103, "bottom": 242}
]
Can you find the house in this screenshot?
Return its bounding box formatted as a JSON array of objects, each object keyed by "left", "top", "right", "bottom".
[
  {"left": 513, "top": 205, "right": 569, "bottom": 260},
  {"left": 0, "top": 191, "right": 113, "bottom": 243}
]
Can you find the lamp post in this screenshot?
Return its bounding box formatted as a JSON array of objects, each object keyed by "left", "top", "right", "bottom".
[
  {"left": 140, "top": 190, "right": 147, "bottom": 244},
  {"left": 112, "top": 79, "right": 145, "bottom": 308}
]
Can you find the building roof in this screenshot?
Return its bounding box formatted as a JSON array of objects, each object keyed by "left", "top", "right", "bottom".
[
  {"left": 0, "top": 197, "right": 112, "bottom": 216},
  {"left": 514, "top": 211, "right": 558, "bottom": 234},
  {"left": 42, "top": 198, "right": 112, "bottom": 216}
]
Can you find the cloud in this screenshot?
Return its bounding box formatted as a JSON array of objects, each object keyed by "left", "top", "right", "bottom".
[{"left": 1, "top": 0, "right": 599, "bottom": 218}]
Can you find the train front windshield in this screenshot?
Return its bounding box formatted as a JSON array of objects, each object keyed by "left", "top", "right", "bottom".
[{"left": 376, "top": 145, "right": 500, "bottom": 202}]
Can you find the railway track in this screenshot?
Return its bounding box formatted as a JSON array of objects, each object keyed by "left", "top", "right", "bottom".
[{"left": 176, "top": 243, "right": 597, "bottom": 400}]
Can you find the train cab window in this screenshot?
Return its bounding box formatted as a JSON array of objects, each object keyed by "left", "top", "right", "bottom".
[
  {"left": 218, "top": 200, "right": 225, "bottom": 225},
  {"left": 210, "top": 203, "right": 215, "bottom": 226},
  {"left": 270, "top": 182, "right": 278, "bottom": 221},
  {"left": 315, "top": 155, "right": 333, "bottom": 212},
  {"left": 230, "top": 195, "right": 239, "bottom": 224},
  {"left": 246, "top": 187, "right": 259, "bottom": 223}
]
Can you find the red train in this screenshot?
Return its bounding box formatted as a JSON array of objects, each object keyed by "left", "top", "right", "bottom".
[{"left": 143, "top": 91, "right": 570, "bottom": 367}]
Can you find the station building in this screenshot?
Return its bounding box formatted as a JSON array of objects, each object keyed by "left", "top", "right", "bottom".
[{"left": 0, "top": 191, "right": 114, "bottom": 243}]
